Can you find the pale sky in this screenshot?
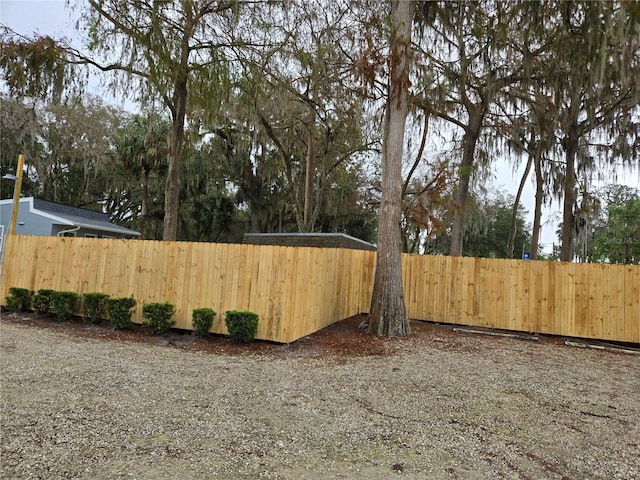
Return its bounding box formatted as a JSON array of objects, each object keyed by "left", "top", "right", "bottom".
[
  {"left": 2, "top": 0, "right": 638, "bottom": 254},
  {"left": 1, "top": 1, "right": 78, "bottom": 40}
]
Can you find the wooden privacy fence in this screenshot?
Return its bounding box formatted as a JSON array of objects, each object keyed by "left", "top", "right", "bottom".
[
  {"left": 1, "top": 235, "right": 638, "bottom": 343},
  {"left": 399, "top": 255, "right": 639, "bottom": 343},
  {"left": 0, "top": 235, "right": 374, "bottom": 343}
]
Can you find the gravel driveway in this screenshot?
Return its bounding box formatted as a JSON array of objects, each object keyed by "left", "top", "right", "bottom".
[{"left": 1, "top": 316, "right": 639, "bottom": 479}]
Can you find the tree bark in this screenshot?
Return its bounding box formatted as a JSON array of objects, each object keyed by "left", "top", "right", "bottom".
[
  {"left": 140, "top": 167, "right": 150, "bottom": 239},
  {"left": 560, "top": 122, "right": 579, "bottom": 262},
  {"left": 162, "top": 73, "right": 187, "bottom": 241},
  {"left": 249, "top": 212, "right": 263, "bottom": 233},
  {"left": 508, "top": 154, "right": 533, "bottom": 258},
  {"left": 530, "top": 153, "right": 543, "bottom": 260},
  {"left": 303, "top": 106, "right": 316, "bottom": 232},
  {"left": 368, "top": 0, "right": 413, "bottom": 338},
  {"left": 449, "top": 107, "right": 483, "bottom": 257}
]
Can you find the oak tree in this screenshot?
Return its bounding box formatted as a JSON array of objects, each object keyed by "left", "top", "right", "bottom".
[{"left": 368, "top": 0, "right": 413, "bottom": 337}]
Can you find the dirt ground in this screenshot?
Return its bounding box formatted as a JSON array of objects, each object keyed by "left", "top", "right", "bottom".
[
  {"left": 1, "top": 312, "right": 639, "bottom": 480},
  {"left": 1, "top": 310, "right": 623, "bottom": 359}
]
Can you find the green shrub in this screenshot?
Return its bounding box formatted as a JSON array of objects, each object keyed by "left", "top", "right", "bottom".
[
  {"left": 192, "top": 308, "right": 215, "bottom": 338},
  {"left": 225, "top": 310, "right": 259, "bottom": 343},
  {"left": 50, "top": 291, "right": 79, "bottom": 321},
  {"left": 82, "top": 292, "right": 110, "bottom": 324},
  {"left": 33, "top": 289, "right": 55, "bottom": 315},
  {"left": 142, "top": 302, "right": 176, "bottom": 334},
  {"left": 107, "top": 297, "right": 137, "bottom": 330},
  {"left": 5, "top": 287, "right": 33, "bottom": 312}
]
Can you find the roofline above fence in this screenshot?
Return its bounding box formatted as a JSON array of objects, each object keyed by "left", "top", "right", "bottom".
[{"left": 243, "top": 233, "right": 376, "bottom": 251}]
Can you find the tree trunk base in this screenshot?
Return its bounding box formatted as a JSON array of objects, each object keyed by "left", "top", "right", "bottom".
[
  {"left": 368, "top": 268, "right": 411, "bottom": 337},
  {"left": 367, "top": 311, "right": 411, "bottom": 337}
]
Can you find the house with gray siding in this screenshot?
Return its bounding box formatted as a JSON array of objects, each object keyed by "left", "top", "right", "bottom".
[{"left": 0, "top": 197, "right": 140, "bottom": 250}]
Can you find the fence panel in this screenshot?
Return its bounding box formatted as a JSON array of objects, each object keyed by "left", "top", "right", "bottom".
[
  {"left": 1, "top": 235, "right": 638, "bottom": 343},
  {"left": 397, "top": 254, "right": 638, "bottom": 343},
  {"left": 0, "top": 236, "right": 372, "bottom": 343}
]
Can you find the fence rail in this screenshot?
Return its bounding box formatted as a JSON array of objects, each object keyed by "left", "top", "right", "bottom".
[{"left": 1, "top": 235, "right": 638, "bottom": 343}]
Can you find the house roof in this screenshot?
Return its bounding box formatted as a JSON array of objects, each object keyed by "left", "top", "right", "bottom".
[
  {"left": 4, "top": 197, "right": 140, "bottom": 237},
  {"left": 33, "top": 198, "right": 108, "bottom": 222},
  {"left": 243, "top": 233, "right": 376, "bottom": 251}
]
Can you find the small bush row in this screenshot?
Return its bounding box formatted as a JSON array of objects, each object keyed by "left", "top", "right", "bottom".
[
  {"left": 192, "top": 308, "right": 215, "bottom": 338},
  {"left": 225, "top": 310, "right": 259, "bottom": 343},
  {"left": 5, "top": 287, "right": 259, "bottom": 342},
  {"left": 5, "top": 288, "right": 137, "bottom": 327},
  {"left": 83, "top": 292, "right": 110, "bottom": 324},
  {"left": 6, "top": 288, "right": 79, "bottom": 320},
  {"left": 107, "top": 296, "right": 137, "bottom": 329},
  {"left": 6, "top": 287, "right": 33, "bottom": 313},
  {"left": 142, "top": 302, "right": 175, "bottom": 334},
  {"left": 50, "top": 291, "right": 79, "bottom": 321}
]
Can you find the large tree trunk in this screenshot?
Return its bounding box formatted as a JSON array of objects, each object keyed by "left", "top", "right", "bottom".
[
  {"left": 162, "top": 69, "right": 188, "bottom": 240},
  {"left": 163, "top": 121, "right": 184, "bottom": 240},
  {"left": 530, "top": 153, "right": 543, "bottom": 260},
  {"left": 303, "top": 106, "right": 316, "bottom": 232},
  {"left": 249, "top": 212, "right": 263, "bottom": 233},
  {"left": 560, "top": 122, "right": 579, "bottom": 262},
  {"left": 368, "top": 0, "right": 413, "bottom": 338},
  {"left": 140, "top": 167, "right": 150, "bottom": 239},
  {"left": 449, "top": 108, "right": 483, "bottom": 256}
]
